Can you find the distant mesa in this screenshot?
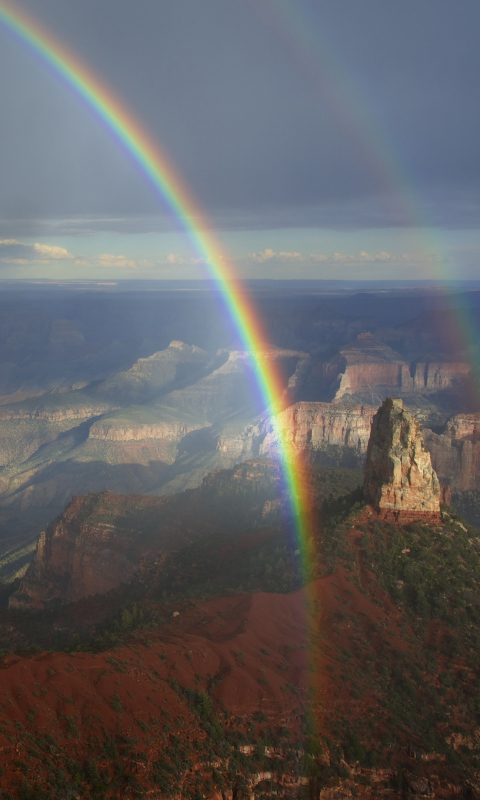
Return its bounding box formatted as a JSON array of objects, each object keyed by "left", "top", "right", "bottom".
[
  {"left": 364, "top": 397, "right": 441, "bottom": 522},
  {"left": 324, "top": 332, "right": 471, "bottom": 403}
]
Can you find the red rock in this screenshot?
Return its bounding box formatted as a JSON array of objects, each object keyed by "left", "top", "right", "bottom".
[
  {"left": 321, "top": 332, "right": 471, "bottom": 402},
  {"left": 9, "top": 492, "right": 173, "bottom": 610},
  {"left": 423, "top": 413, "right": 480, "bottom": 492},
  {"left": 261, "top": 400, "right": 376, "bottom": 458},
  {"left": 364, "top": 397, "right": 441, "bottom": 521}
]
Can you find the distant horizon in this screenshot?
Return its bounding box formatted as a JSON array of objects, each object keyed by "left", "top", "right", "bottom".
[{"left": 0, "top": 277, "right": 480, "bottom": 292}]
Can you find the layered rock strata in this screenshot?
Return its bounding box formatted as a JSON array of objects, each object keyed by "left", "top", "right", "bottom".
[
  {"left": 423, "top": 413, "right": 480, "bottom": 492},
  {"left": 333, "top": 334, "right": 412, "bottom": 399},
  {"left": 324, "top": 332, "right": 471, "bottom": 403},
  {"left": 9, "top": 461, "right": 284, "bottom": 610},
  {"left": 364, "top": 397, "right": 441, "bottom": 521},
  {"left": 261, "top": 401, "right": 376, "bottom": 462},
  {"left": 215, "top": 401, "right": 376, "bottom": 467},
  {"left": 8, "top": 492, "right": 168, "bottom": 609}
]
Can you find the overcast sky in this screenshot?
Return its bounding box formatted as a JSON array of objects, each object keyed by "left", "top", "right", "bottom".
[{"left": 0, "top": 0, "right": 478, "bottom": 280}]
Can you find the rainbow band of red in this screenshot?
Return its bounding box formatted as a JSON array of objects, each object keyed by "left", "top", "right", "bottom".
[{"left": 0, "top": 0, "right": 309, "bottom": 553}]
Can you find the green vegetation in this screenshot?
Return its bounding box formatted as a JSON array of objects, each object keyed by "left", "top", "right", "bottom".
[
  {"left": 0, "top": 464, "right": 362, "bottom": 654},
  {"left": 362, "top": 505, "right": 480, "bottom": 657}
]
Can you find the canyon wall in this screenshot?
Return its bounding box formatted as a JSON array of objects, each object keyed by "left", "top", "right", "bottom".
[
  {"left": 324, "top": 333, "right": 471, "bottom": 402},
  {"left": 423, "top": 413, "right": 480, "bottom": 492},
  {"left": 215, "top": 401, "right": 377, "bottom": 467},
  {"left": 412, "top": 361, "right": 471, "bottom": 391},
  {"left": 8, "top": 461, "right": 284, "bottom": 610},
  {"left": 8, "top": 492, "right": 179, "bottom": 610},
  {"left": 88, "top": 418, "right": 209, "bottom": 442}
]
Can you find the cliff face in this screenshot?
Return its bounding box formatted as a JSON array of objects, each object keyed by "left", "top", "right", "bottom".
[
  {"left": 8, "top": 461, "right": 285, "bottom": 610},
  {"left": 262, "top": 401, "right": 376, "bottom": 460},
  {"left": 94, "top": 341, "right": 209, "bottom": 404},
  {"left": 89, "top": 419, "right": 207, "bottom": 443},
  {"left": 423, "top": 413, "right": 480, "bottom": 492},
  {"left": 215, "top": 401, "right": 376, "bottom": 468},
  {"left": 323, "top": 333, "right": 471, "bottom": 403},
  {"left": 364, "top": 397, "right": 441, "bottom": 520},
  {"left": 326, "top": 334, "right": 409, "bottom": 400},
  {"left": 412, "top": 361, "right": 471, "bottom": 390},
  {"left": 8, "top": 492, "right": 168, "bottom": 610},
  {"left": 0, "top": 397, "right": 115, "bottom": 421}
]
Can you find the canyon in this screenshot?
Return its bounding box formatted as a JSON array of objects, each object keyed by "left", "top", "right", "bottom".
[
  {"left": 0, "top": 285, "right": 478, "bottom": 579},
  {"left": 0, "top": 428, "right": 479, "bottom": 796},
  {"left": 8, "top": 459, "right": 290, "bottom": 610},
  {"left": 9, "top": 399, "right": 449, "bottom": 611}
]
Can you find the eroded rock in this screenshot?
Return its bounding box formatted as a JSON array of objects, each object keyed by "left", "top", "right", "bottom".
[{"left": 364, "top": 397, "right": 441, "bottom": 521}]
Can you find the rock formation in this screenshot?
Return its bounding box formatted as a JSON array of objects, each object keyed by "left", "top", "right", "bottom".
[
  {"left": 322, "top": 332, "right": 471, "bottom": 404},
  {"left": 364, "top": 397, "right": 441, "bottom": 521},
  {"left": 214, "top": 401, "right": 376, "bottom": 468},
  {"left": 333, "top": 333, "right": 413, "bottom": 400},
  {"left": 8, "top": 461, "right": 284, "bottom": 610},
  {"left": 411, "top": 360, "right": 471, "bottom": 391},
  {"left": 94, "top": 341, "right": 208, "bottom": 404},
  {"left": 423, "top": 413, "right": 480, "bottom": 492},
  {"left": 8, "top": 492, "right": 168, "bottom": 609}
]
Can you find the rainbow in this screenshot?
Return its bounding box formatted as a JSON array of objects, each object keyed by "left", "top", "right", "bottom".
[{"left": 0, "top": 1, "right": 311, "bottom": 559}]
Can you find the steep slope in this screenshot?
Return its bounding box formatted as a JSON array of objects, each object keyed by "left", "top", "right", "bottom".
[
  {"left": 0, "top": 489, "right": 479, "bottom": 796},
  {"left": 423, "top": 413, "right": 480, "bottom": 527},
  {"left": 319, "top": 332, "right": 472, "bottom": 424},
  {"left": 9, "top": 460, "right": 361, "bottom": 611},
  {"left": 424, "top": 413, "right": 480, "bottom": 493},
  {"left": 93, "top": 340, "right": 209, "bottom": 404},
  {"left": 0, "top": 346, "right": 308, "bottom": 569}
]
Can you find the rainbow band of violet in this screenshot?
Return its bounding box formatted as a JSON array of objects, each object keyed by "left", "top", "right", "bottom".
[
  {"left": 260, "top": 0, "right": 480, "bottom": 385},
  {"left": 0, "top": 0, "right": 311, "bottom": 564}
]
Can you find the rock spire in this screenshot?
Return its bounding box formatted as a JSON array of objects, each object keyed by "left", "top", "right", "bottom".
[{"left": 364, "top": 397, "right": 441, "bottom": 521}]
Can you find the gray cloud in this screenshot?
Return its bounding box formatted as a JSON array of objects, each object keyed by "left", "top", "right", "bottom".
[{"left": 0, "top": 0, "right": 478, "bottom": 233}]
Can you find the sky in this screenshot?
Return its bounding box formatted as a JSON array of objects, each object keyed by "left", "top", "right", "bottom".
[{"left": 0, "top": 0, "right": 479, "bottom": 281}]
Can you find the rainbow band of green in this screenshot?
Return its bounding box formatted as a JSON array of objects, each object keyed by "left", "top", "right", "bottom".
[{"left": 0, "top": 0, "right": 308, "bottom": 554}]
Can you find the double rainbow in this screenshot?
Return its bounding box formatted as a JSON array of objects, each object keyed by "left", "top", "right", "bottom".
[{"left": 0, "top": 1, "right": 310, "bottom": 555}]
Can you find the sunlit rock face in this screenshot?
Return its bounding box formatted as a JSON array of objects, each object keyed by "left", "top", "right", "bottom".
[
  {"left": 261, "top": 401, "right": 376, "bottom": 459},
  {"left": 214, "top": 401, "right": 376, "bottom": 469},
  {"left": 364, "top": 397, "right": 441, "bottom": 520},
  {"left": 322, "top": 332, "right": 471, "bottom": 405},
  {"left": 423, "top": 414, "right": 480, "bottom": 492}
]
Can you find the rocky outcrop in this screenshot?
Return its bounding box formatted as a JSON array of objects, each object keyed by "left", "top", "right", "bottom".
[
  {"left": 216, "top": 401, "right": 376, "bottom": 467},
  {"left": 328, "top": 334, "right": 412, "bottom": 401},
  {"left": 412, "top": 361, "right": 471, "bottom": 390},
  {"left": 89, "top": 418, "right": 208, "bottom": 442},
  {"left": 0, "top": 397, "right": 114, "bottom": 421},
  {"left": 94, "top": 341, "right": 209, "bottom": 403},
  {"left": 423, "top": 413, "right": 480, "bottom": 492},
  {"left": 323, "top": 333, "right": 471, "bottom": 403},
  {"left": 8, "top": 461, "right": 284, "bottom": 610},
  {"left": 364, "top": 397, "right": 441, "bottom": 521},
  {"left": 8, "top": 493, "right": 161, "bottom": 609},
  {"left": 263, "top": 401, "right": 376, "bottom": 462}
]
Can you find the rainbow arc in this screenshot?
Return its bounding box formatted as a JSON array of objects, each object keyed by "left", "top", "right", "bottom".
[{"left": 0, "top": 0, "right": 311, "bottom": 558}]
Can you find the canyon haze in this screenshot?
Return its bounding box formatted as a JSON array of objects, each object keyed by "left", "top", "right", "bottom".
[{"left": 0, "top": 280, "right": 478, "bottom": 580}]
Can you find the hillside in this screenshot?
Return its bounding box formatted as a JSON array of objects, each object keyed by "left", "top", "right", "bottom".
[{"left": 0, "top": 461, "right": 479, "bottom": 796}]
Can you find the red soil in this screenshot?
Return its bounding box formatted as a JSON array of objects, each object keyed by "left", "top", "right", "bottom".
[{"left": 0, "top": 558, "right": 421, "bottom": 795}]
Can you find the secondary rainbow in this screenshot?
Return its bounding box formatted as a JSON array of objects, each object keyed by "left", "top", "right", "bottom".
[{"left": 0, "top": 0, "right": 312, "bottom": 558}]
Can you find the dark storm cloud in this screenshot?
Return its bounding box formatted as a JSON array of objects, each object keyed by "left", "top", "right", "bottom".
[{"left": 0, "top": 0, "right": 478, "bottom": 233}]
